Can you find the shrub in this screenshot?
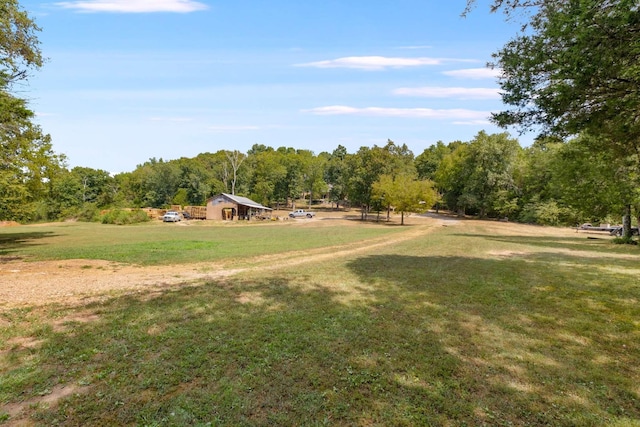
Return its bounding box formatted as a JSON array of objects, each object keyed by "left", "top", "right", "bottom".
[
  {"left": 76, "top": 203, "right": 100, "bottom": 222},
  {"left": 100, "top": 209, "right": 150, "bottom": 225},
  {"left": 612, "top": 236, "right": 638, "bottom": 245}
]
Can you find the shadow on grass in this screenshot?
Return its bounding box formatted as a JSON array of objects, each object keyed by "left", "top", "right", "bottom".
[
  {"left": 0, "top": 231, "right": 56, "bottom": 259},
  {"left": 345, "top": 254, "right": 640, "bottom": 424},
  {"left": 344, "top": 216, "right": 421, "bottom": 227},
  {"left": 2, "top": 253, "right": 639, "bottom": 425}
]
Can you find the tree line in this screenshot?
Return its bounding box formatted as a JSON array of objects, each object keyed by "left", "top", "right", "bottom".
[{"left": 2, "top": 131, "right": 632, "bottom": 228}]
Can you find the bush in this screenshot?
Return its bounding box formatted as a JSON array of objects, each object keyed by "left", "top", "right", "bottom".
[
  {"left": 612, "top": 236, "right": 638, "bottom": 245},
  {"left": 54, "top": 203, "right": 102, "bottom": 222},
  {"left": 76, "top": 203, "right": 100, "bottom": 222},
  {"left": 100, "top": 209, "right": 150, "bottom": 225}
]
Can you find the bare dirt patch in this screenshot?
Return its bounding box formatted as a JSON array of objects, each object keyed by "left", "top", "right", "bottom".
[
  {"left": 0, "top": 221, "right": 20, "bottom": 227},
  {"left": 51, "top": 311, "right": 102, "bottom": 333},
  {"left": 0, "top": 258, "right": 237, "bottom": 309},
  {"left": 2, "top": 384, "right": 87, "bottom": 423},
  {"left": 488, "top": 250, "right": 531, "bottom": 258}
]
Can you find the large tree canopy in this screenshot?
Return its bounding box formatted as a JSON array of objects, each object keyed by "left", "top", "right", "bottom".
[
  {"left": 0, "top": 0, "right": 64, "bottom": 222},
  {"left": 474, "top": 0, "right": 640, "bottom": 156},
  {"left": 0, "top": 0, "right": 43, "bottom": 85}
]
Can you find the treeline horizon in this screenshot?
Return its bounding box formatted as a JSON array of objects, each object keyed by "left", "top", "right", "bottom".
[{"left": 5, "top": 129, "right": 632, "bottom": 228}]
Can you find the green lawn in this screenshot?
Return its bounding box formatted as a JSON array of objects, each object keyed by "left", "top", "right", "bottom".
[
  {"left": 0, "top": 220, "right": 402, "bottom": 265},
  {"left": 1, "top": 219, "right": 640, "bottom": 426}
]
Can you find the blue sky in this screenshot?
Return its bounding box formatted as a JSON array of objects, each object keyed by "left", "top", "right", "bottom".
[{"left": 22, "top": 0, "right": 527, "bottom": 174}]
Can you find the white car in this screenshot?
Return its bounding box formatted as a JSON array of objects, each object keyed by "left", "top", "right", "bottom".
[
  {"left": 162, "top": 211, "right": 181, "bottom": 222},
  {"left": 289, "top": 209, "right": 315, "bottom": 218}
]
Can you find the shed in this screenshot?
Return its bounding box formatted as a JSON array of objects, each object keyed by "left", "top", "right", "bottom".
[{"left": 206, "top": 193, "right": 272, "bottom": 221}]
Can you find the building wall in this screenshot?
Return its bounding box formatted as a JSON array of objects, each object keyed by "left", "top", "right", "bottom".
[
  {"left": 206, "top": 194, "right": 271, "bottom": 220},
  {"left": 206, "top": 196, "right": 237, "bottom": 220}
]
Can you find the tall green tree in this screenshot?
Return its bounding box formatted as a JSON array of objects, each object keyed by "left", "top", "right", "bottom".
[
  {"left": 70, "top": 166, "right": 114, "bottom": 205},
  {"left": 246, "top": 147, "right": 287, "bottom": 206},
  {"left": 550, "top": 133, "right": 638, "bottom": 227},
  {"left": 174, "top": 158, "right": 211, "bottom": 206},
  {"left": 469, "top": 0, "right": 640, "bottom": 232},
  {"left": 346, "top": 146, "right": 389, "bottom": 219},
  {"left": 415, "top": 141, "right": 452, "bottom": 181},
  {"left": 514, "top": 138, "right": 571, "bottom": 225},
  {"left": 489, "top": 0, "right": 640, "bottom": 150},
  {"left": 299, "top": 150, "right": 327, "bottom": 208},
  {"left": 125, "top": 159, "right": 181, "bottom": 208},
  {"left": 383, "top": 139, "right": 415, "bottom": 178},
  {"left": 194, "top": 151, "right": 233, "bottom": 196},
  {"left": 325, "top": 145, "right": 349, "bottom": 209},
  {"left": 0, "top": 0, "right": 65, "bottom": 222},
  {"left": 372, "top": 174, "right": 437, "bottom": 225},
  {"left": 435, "top": 132, "right": 521, "bottom": 218},
  {"left": 274, "top": 147, "right": 303, "bottom": 208},
  {"left": 345, "top": 141, "right": 416, "bottom": 219},
  {"left": 0, "top": 0, "right": 43, "bottom": 85}
]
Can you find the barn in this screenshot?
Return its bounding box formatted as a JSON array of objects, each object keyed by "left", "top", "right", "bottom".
[{"left": 206, "top": 193, "right": 273, "bottom": 221}]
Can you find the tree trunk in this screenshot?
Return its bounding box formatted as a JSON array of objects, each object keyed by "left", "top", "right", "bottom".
[
  {"left": 226, "top": 150, "right": 244, "bottom": 195},
  {"left": 401, "top": 211, "right": 404, "bottom": 225},
  {"left": 623, "top": 204, "right": 632, "bottom": 238}
]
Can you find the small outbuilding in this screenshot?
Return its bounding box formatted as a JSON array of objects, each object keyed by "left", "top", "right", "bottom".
[{"left": 206, "top": 193, "right": 272, "bottom": 221}]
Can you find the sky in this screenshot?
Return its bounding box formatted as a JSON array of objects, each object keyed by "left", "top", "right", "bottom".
[{"left": 20, "top": 0, "right": 530, "bottom": 174}]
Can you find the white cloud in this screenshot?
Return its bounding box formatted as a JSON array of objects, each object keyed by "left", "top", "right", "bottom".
[
  {"left": 443, "top": 67, "right": 502, "bottom": 80},
  {"left": 55, "top": 0, "right": 208, "bottom": 13},
  {"left": 393, "top": 86, "right": 500, "bottom": 99},
  {"left": 296, "top": 56, "right": 443, "bottom": 70},
  {"left": 304, "top": 105, "right": 490, "bottom": 120}
]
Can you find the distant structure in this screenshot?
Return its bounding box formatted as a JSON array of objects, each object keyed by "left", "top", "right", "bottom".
[{"left": 206, "top": 193, "right": 272, "bottom": 221}]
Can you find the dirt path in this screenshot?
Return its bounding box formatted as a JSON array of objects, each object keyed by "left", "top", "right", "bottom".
[{"left": 1, "top": 217, "right": 445, "bottom": 309}]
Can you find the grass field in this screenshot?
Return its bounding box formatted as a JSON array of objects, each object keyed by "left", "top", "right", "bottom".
[
  {"left": 0, "top": 218, "right": 403, "bottom": 266},
  {"left": 1, "top": 216, "right": 640, "bottom": 426}
]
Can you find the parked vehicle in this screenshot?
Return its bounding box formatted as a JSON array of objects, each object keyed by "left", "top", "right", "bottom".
[
  {"left": 162, "top": 211, "right": 181, "bottom": 222},
  {"left": 289, "top": 209, "right": 315, "bottom": 218},
  {"left": 577, "top": 223, "right": 638, "bottom": 236},
  {"left": 610, "top": 226, "right": 639, "bottom": 236}
]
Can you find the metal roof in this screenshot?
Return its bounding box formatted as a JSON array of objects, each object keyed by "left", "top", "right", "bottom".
[{"left": 220, "top": 193, "right": 273, "bottom": 210}]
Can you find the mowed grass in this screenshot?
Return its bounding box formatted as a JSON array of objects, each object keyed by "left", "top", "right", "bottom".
[
  {"left": 2, "top": 219, "right": 640, "bottom": 426},
  {"left": 0, "top": 219, "right": 402, "bottom": 265}
]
